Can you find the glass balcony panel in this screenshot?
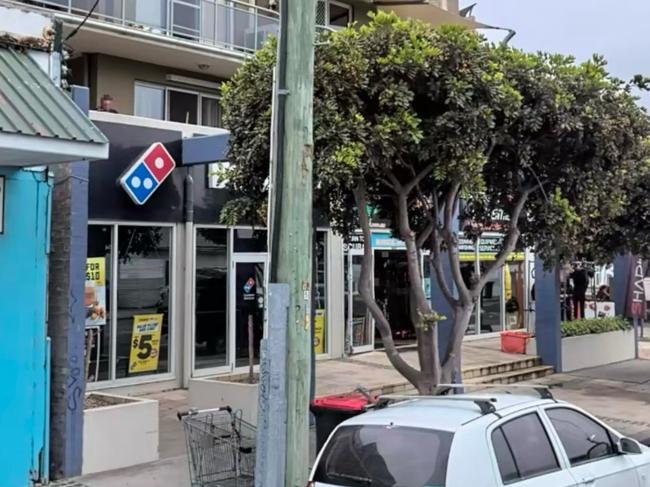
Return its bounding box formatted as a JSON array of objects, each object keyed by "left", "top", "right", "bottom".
[
  {"left": 232, "top": 4, "right": 256, "bottom": 52},
  {"left": 256, "top": 13, "right": 278, "bottom": 49},
  {"left": 172, "top": 0, "right": 201, "bottom": 40},
  {"left": 16, "top": 0, "right": 279, "bottom": 54}
]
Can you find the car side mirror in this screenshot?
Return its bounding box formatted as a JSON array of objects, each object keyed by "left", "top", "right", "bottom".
[{"left": 618, "top": 437, "right": 643, "bottom": 455}]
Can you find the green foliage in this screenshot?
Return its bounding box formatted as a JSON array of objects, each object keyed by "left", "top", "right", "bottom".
[
  {"left": 561, "top": 316, "right": 631, "bottom": 338},
  {"left": 220, "top": 11, "right": 650, "bottom": 262}
]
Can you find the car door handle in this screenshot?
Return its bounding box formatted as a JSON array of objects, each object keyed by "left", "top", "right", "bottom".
[{"left": 581, "top": 474, "right": 596, "bottom": 484}]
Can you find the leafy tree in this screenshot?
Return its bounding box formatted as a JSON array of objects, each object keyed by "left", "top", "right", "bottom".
[{"left": 220, "top": 13, "right": 650, "bottom": 393}]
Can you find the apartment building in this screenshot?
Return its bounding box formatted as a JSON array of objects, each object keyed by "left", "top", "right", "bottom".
[{"left": 3, "top": 0, "right": 495, "bottom": 396}]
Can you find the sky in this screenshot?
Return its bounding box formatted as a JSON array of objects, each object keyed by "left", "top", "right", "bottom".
[{"left": 467, "top": 0, "right": 650, "bottom": 108}]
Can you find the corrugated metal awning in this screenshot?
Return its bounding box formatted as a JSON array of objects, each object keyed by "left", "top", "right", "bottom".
[
  {"left": 0, "top": 46, "right": 108, "bottom": 166},
  {"left": 376, "top": 2, "right": 486, "bottom": 29}
]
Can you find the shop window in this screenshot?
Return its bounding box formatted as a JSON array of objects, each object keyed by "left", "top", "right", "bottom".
[
  {"left": 115, "top": 226, "right": 173, "bottom": 379},
  {"left": 233, "top": 228, "right": 267, "bottom": 253},
  {"left": 86, "top": 225, "right": 113, "bottom": 382},
  {"left": 168, "top": 89, "right": 198, "bottom": 125},
  {"left": 314, "top": 231, "right": 328, "bottom": 354},
  {"left": 480, "top": 261, "right": 503, "bottom": 333},
  {"left": 194, "top": 228, "right": 229, "bottom": 370}
]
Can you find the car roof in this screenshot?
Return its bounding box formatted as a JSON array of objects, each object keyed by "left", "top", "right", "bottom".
[{"left": 341, "top": 394, "right": 559, "bottom": 432}]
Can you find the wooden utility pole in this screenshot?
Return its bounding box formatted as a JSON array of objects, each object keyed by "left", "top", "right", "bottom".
[{"left": 268, "top": 0, "right": 317, "bottom": 484}]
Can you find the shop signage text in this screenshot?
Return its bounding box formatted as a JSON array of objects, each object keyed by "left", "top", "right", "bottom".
[
  {"left": 626, "top": 257, "right": 646, "bottom": 319},
  {"left": 129, "top": 314, "right": 163, "bottom": 373},
  {"left": 119, "top": 142, "right": 176, "bottom": 205}
]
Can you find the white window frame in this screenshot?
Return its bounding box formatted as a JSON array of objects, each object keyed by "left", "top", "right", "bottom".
[
  {"left": 166, "top": 85, "right": 200, "bottom": 125},
  {"left": 327, "top": 0, "right": 353, "bottom": 27},
  {"left": 134, "top": 81, "right": 222, "bottom": 127},
  {"left": 134, "top": 81, "right": 166, "bottom": 121},
  {"left": 86, "top": 221, "right": 178, "bottom": 390}
]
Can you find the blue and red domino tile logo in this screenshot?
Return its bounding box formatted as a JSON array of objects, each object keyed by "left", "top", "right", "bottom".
[{"left": 119, "top": 142, "right": 176, "bottom": 205}]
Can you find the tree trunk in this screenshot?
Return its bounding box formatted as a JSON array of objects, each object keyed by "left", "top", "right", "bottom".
[
  {"left": 354, "top": 187, "right": 422, "bottom": 388},
  {"left": 441, "top": 304, "right": 475, "bottom": 383}
]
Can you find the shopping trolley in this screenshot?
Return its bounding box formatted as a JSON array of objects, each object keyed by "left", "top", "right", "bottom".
[{"left": 178, "top": 406, "right": 256, "bottom": 487}]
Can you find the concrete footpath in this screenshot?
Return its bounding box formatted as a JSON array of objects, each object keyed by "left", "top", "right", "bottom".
[{"left": 77, "top": 347, "right": 650, "bottom": 487}]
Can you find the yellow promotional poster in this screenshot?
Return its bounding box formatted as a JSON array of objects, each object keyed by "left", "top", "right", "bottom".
[
  {"left": 85, "top": 257, "right": 107, "bottom": 327},
  {"left": 313, "top": 309, "right": 325, "bottom": 354},
  {"left": 129, "top": 314, "right": 163, "bottom": 373}
]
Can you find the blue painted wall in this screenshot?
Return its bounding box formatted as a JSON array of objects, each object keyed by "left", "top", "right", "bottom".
[{"left": 0, "top": 167, "right": 51, "bottom": 487}]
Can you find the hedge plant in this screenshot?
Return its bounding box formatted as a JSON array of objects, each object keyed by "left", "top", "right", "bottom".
[{"left": 561, "top": 316, "right": 631, "bottom": 338}]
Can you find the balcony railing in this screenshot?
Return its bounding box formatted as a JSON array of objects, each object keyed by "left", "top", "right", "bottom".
[{"left": 17, "top": 0, "right": 280, "bottom": 54}]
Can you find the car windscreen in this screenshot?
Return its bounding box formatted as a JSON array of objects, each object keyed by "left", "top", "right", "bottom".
[{"left": 313, "top": 424, "right": 454, "bottom": 487}]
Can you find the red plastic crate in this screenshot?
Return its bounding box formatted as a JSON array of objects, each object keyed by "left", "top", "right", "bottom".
[{"left": 500, "top": 330, "right": 530, "bottom": 354}]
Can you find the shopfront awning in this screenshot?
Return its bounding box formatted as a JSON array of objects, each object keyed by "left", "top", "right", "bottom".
[
  {"left": 375, "top": 1, "right": 487, "bottom": 29},
  {"left": 0, "top": 47, "right": 109, "bottom": 166}
]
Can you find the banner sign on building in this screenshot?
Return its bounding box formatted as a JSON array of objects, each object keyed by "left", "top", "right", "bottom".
[
  {"left": 459, "top": 234, "right": 525, "bottom": 262},
  {"left": 119, "top": 142, "right": 176, "bottom": 205},
  {"left": 85, "top": 257, "right": 107, "bottom": 327},
  {"left": 625, "top": 257, "right": 646, "bottom": 319},
  {"left": 128, "top": 314, "right": 163, "bottom": 373}
]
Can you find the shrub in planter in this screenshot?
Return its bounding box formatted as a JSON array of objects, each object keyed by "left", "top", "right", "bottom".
[{"left": 561, "top": 316, "right": 631, "bottom": 338}]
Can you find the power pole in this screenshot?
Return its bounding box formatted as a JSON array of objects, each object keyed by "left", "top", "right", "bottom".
[{"left": 267, "top": 0, "right": 317, "bottom": 485}]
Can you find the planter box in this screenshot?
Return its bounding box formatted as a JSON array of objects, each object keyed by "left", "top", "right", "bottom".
[
  {"left": 82, "top": 393, "right": 159, "bottom": 475},
  {"left": 562, "top": 329, "right": 635, "bottom": 372},
  {"left": 189, "top": 373, "right": 259, "bottom": 426}
]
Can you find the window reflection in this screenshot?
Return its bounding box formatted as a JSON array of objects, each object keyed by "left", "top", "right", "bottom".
[
  {"left": 194, "top": 228, "right": 228, "bottom": 370},
  {"left": 116, "top": 226, "right": 172, "bottom": 378}
]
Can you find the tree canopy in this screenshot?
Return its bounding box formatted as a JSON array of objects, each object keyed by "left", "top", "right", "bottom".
[{"left": 219, "top": 12, "right": 650, "bottom": 392}]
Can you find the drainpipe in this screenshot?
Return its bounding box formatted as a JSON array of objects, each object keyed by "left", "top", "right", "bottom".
[{"left": 183, "top": 173, "right": 194, "bottom": 387}]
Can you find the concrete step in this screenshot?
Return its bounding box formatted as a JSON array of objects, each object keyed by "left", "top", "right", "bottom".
[
  {"left": 462, "top": 356, "right": 542, "bottom": 380},
  {"left": 465, "top": 364, "right": 555, "bottom": 385}
]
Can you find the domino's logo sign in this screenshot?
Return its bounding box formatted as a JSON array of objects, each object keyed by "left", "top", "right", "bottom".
[{"left": 119, "top": 142, "right": 176, "bottom": 205}]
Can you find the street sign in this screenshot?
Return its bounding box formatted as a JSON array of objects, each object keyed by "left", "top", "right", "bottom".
[
  {"left": 0, "top": 176, "right": 4, "bottom": 234},
  {"left": 119, "top": 142, "right": 175, "bottom": 205}
]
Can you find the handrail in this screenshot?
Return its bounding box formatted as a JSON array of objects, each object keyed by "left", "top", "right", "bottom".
[{"left": 12, "top": 0, "right": 280, "bottom": 54}]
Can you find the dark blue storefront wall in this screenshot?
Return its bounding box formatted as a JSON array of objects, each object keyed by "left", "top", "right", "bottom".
[
  {"left": 89, "top": 121, "right": 229, "bottom": 223},
  {"left": 0, "top": 167, "right": 51, "bottom": 487}
]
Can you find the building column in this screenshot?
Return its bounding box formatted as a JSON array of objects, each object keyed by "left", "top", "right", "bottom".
[
  {"left": 431, "top": 258, "right": 456, "bottom": 366},
  {"left": 47, "top": 86, "right": 90, "bottom": 479},
  {"left": 534, "top": 256, "right": 562, "bottom": 371},
  {"left": 613, "top": 254, "right": 632, "bottom": 316}
]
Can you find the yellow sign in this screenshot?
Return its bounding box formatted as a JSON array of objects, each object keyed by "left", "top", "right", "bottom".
[
  {"left": 459, "top": 252, "right": 525, "bottom": 262},
  {"left": 313, "top": 309, "right": 325, "bottom": 354},
  {"left": 129, "top": 314, "right": 163, "bottom": 373},
  {"left": 85, "top": 257, "right": 107, "bottom": 326}
]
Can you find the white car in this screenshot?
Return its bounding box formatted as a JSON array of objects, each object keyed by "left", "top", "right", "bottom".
[{"left": 308, "top": 389, "right": 650, "bottom": 486}]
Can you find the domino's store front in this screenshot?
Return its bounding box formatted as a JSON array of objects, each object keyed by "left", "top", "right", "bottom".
[{"left": 83, "top": 112, "right": 339, "bottom": 394}]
